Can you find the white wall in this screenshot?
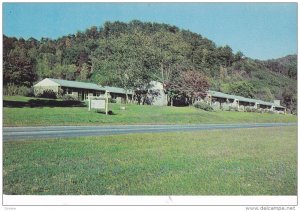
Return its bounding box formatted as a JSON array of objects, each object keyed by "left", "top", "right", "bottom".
[
  {"left": 34, "top": 78, "right": 60, "bottom": 87},
  {"left": 148, "top": 81, "right": 167, "bottom": 106}
]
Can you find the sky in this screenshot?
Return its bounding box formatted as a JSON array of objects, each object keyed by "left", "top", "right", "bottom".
[{"left": 2, "top": 2, "right": 297, "bottom": 60}]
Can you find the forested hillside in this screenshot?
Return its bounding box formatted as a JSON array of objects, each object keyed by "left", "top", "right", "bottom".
[
  {"left": 257, "top": 55, "right": 297, "bottom": 79},
  {"left": 3, "top": 20, "right": 297, "bottom": 113}
]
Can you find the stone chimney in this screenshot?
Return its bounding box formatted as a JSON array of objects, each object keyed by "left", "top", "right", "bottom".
[{"left": 274, "top": 100, "right": 281, "bottom": 106}]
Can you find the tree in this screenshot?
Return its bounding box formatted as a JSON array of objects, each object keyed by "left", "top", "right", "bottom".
[
  {"left": 54, "top": 64, "right": 76, "bottom": 80},
  {"left": 217, "top": 45, "right": 234, "bottom": 67},
  {"left": 282, "top": 86, "right": 297, "bottom": 114},
  {"left": 85, "top": 26, "right": 99, "bottom": 39},
  {"left": 77, "top": 63, "right": 90, "bottom": 81},
  {"left": 254, "top": 87, "right": 274, "bottom": 102},
  {"left": 4, "top": 47, "right": 37, "bottom": 86},
  {"left": 165, "top": 70, "right": 210, "bottom": 105},
  {"left": 152, "top": 30, "right": 190, "bottom": 83},
  {"left": 2, "top": 20, "right": 296, "bottom": 111},
  {"left": 91, "top": 31, "right": 154, "bottom": 103},
  {"left": 223, "top": 81, "right": 255, "bottom": 98},
  {"left": 288, "top": 65, "right": 297, "bottom": 79},
  {"left": 234, "top": 51, "right": 244, "bottom": 62}
]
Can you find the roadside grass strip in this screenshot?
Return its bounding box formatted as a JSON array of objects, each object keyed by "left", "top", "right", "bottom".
[
  {"left": 3, "top": 126, "right": 297, "bottom": 195},
  {"left": 3, "top": 96, "right": 297, "bottom": 126}
]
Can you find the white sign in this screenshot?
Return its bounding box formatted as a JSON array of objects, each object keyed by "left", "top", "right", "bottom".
[
  {"left": 88, "top": 91, "right": 110, "bottom": 115},
  {"left": 91, "top": 99, "right": 106, "bottom": 109}
]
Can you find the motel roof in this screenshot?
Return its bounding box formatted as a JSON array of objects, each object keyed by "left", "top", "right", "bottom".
[
  {"left": 208, "top": 90, "right": 285, "bottom": 109},
  {"left": 45, "top": 78, "right": 106, "bottom": 91},
  {"left": 103, "top": 86, "right": 134, "bottom": 95},
  {"left": 35, "top": 78, "right": 133, "bottom": 95}
]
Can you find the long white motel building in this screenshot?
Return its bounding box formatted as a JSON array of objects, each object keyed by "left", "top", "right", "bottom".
[
  {"left": 33, "top": 78, "right": 134, "bottom": 103},
  {"left": 33, "top": 78, "right": 286, "bottom": 113}
]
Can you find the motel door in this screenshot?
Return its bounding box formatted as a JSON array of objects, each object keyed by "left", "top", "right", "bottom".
[
  {"left": 79, "top": 90, "right": 89, "bottom": 101},
  {"left": 84, "top": 91, "right": 89, "bottom": 100}
]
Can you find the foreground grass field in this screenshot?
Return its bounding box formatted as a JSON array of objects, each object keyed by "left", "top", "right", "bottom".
[
  {"left": 3, "top": 126, "right": 297, "bottom": 195},
  {"left": 3, "top": 96, "right": 297, "bottom": 126}
]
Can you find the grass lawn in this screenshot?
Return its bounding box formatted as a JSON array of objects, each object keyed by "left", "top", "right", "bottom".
[
  {"left": 3, "top": 126, "right": 297, "bottom": 195},
  {"left": 3, "top": 96, "right": 297, "bottom": 126}
]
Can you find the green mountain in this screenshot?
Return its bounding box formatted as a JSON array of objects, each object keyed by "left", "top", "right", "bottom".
[
  {"left": 3, "top": 20, "right": 297, "bottom": 113},
  {"left": 256, "top": 55, "right": 297, "bottom": 79}
]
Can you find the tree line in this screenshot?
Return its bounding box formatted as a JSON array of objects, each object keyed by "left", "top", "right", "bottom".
[{"left": 3, "top": 20, "right": 297, "bottom": 113}]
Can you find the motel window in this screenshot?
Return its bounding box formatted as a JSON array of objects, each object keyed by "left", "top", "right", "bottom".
[{"left": 66, "top": 88, "right": 72, "bottom": 94}]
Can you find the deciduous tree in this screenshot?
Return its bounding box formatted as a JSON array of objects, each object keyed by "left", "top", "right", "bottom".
[{"left": 165, "top": 70, "right": 210, "bottom": 105}]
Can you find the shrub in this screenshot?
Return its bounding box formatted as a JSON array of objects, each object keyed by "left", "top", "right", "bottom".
[
  {"left": 110, "top": 98, "right": 117, "bottom": 103},
  {"left": 257, "top": 108, "right": 268, "bottom": 113},
  {"left": 61, "top": 94, "right": 79, "bottom": 101},
  {"left": 57, "top": 88, "right": 64, "bottom": 99},
  {"left": 18, "top": 86, "right": 34, "bottom": 97},
  {"left": 259, "top": 108, "right": 275, "bottom": 114},
  {"left": 265, "top": 110, "right": 275, "bottom": 114},
  {"left": 37, "top": 89, "right": 57, "bottom": 99},
  {"left": 245, "top": 106, "right": 257, "bottom": 112},
  {"left": 3, "top": 84, "right": 18, "bottom": 96},
  {"left": 4, "top": 84, "right": 34, "bottom": 97},
  {"left": 193, "top": 101, "right": 214, "bottom": 111},
  {"left": 229, "top": 106, "right": 239, "bottom": 112}
]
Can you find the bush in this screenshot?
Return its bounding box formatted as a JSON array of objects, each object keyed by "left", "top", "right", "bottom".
[
  {"left": 193, "top": 101, "right": 214, "bottom": 111},
  {"left": 4, "top": 84, "right": 18, "bottom": 96},
  {"left": 228, "top": 106, "right": 239, "bottom": 112},
  {"left": 4, "top": 84, "right": 34, "bottom": 97},
  {"left": 110, "top": 98, "right": 117, "bottom": 103},
  {"left": 18, "top": 86, "right": 34, "bottom": 97},
  {"left": 259, "top": 108, "right": 275, "bottom": 114},
  {"left": 265, "top": 110, "right": 275, "bottom": 114},
  {"left": 244, "top": 107, "right": 275, "bottom": 114},
  {"left": 37, "top": 89, "right": 57, "bottom": 99},
  {"left": 61, "top": 94, "right": 79, "bottom": 101},
  {"left": 57, "top": 88, "right": 64, "bottom": 99},
  {"left": 245, "top": 106, "right": 257, "bottom": 112}
]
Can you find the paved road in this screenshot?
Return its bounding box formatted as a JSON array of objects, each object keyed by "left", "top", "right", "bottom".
[{"left": 3, "top": 122, "right": 297, "bottom": 141}]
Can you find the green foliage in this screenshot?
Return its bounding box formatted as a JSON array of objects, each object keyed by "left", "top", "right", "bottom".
[
  {"left": 55, "top": 64, "right": 77, "bottom": 80},
  {"left": 262, "top": 109, "right": 275, "bottom": 114},
  {"left": 3, "top": 84, "right": 34, "bottom": 97},
  {"left": 61, "top": 94, "right": 79, "bottom": 101},
  {"left": 110, "top": 98, "right": 117, "bottom": 103},
  {"left": 91, "top": 31, "right": 154, "bottom": 91},
  {"left": 78, "top": 63, "right": 90, "bottom": 81},
  {"left": 254, "top": 87, "right": 274, "bottom": 102},
  {"left": 3, "top": 20, "right": 297, "bottom": 111},
  {"left": 3, "top": 84, "right": 20, "bottom": 96},
  {"left": 193, "top": 101, "right": 214, "bottom": 111},
  {"left": 282, "top": 86, "right": 297, "bottom": 114},
  {"left": 36, "top": 89, "right": 57, "bottom": 99},
  {"left": 234, "top": 51, "right": 244, "bottom": 62},
  {"left": 216, "top": 45, "right": 234, "bottom": 67},
  {"left": 258, "top": 55, "right": 297, "bottom": 79},
  {"left": 166, "top": 70, "right": 210, "bottom": 105},
  {"left": 221, "top": 81, "right": 255, "bottom": 98},
  {"left": 3, "top": 46, "right": 37, "bottom": 86},
  {"left": 228, "top": 106, "right": 239, "bottom": 112},
  {"left": 245, "top": 106, "right": 258, "bottom": 113},
  {"left": 3, "top": 96, "right": 296, "bottom": 127}
]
